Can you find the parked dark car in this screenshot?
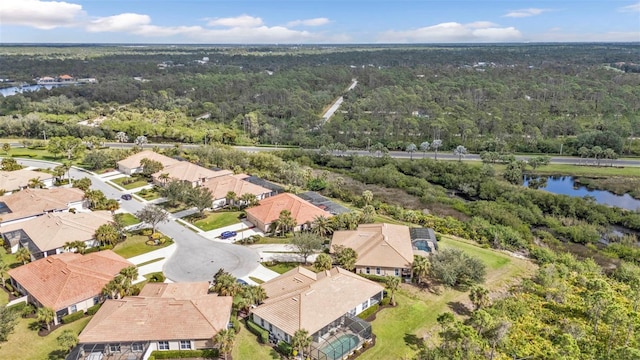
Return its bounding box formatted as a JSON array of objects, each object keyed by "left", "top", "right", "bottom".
[
  {"left": 121, "top": 194, "right": 133, "bottom": 200},
  {"left": 220, "top": 231, "right": 237, "bottom": 239}
]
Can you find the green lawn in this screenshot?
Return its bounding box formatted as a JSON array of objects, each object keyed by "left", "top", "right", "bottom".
[
  {"left": 115, "top": 213, "right": 140, "bottom": 226},
  {"left": 159, "top": 202, "right": 191, "bottom": 213},
  {"left": 252, "top": 236, "right": 292, "bottom": 245},
  {"left": 137, "top": 257, "right": 165, "bottom": 267},
  {"left": 191, "top": 211, "right": 242, "bottom": 231},
  {"left": 232, "top": 323, "right": 281, "bottom": 360},
  {"left": 262, "top": 262, "right": 313, "bottom": 274},
  {"left": 110, "top": 176, "right": 150, "bottom": 190},
  {"left": 113, "top": 234, "right": 173, "bottom": 259},
  {"left": 136, "top": 188, "right": 162, "bottom": 200},
  {"left": 0, "top": 316, "right": 91, "bottom": 360},
  {"left": 249, "top": 276, "right": 265, "bottom": 284}
]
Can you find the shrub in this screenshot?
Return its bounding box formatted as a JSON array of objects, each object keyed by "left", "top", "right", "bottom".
[
  {"left": 357, "top": 304, "right": 379, "bottom": 320},
  {"left": 358, "top": 274, "right": 387, "bottom": 283},
  {"left": 149, "top": 272, "right": 165, "bottom": 282},
  {"left": 380, "top": 297, "right": 390, "bottom": 306},
  {"left": 150, "top": 232, "right": 162, "bottom": 240},
  {"left": 86, "top": 304, "right": 102, "bottom": 315},
  {"left": 231, "top": 318, "right": 240, "bottom": 333},
  {"left": 141, "top": 229, "right": 153, "bottom": 236},
  {"left": 245, "top": 319, "right": 269, "bottom": 343},
  {"left": 277, "top": 341, "right": 293, "bottom": 356},
  {"left": 150, "top": 349, "right": 218, "bottom": 359},
  {"left": 5, "top": 284, "right": 14, "bottom": 293},
  {"left": 6, "top": 301, "right": 26, "bottom": 313},
  {"left": 21, "top": 304, "right": 35, "bottom": 318},
  {"left": 62, "top": 311, "right": 85, "bottom": 324},
  {"left": 99, "top": 244, "right": 113, "bottom": 250}
]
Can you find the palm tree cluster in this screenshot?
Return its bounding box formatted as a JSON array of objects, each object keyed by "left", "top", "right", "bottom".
[
  {"left": 270, "top": 210, "right": 297, "bottom": 237},
  {"left": 102, "top": 266, "right": 139, "bottom": 299}
]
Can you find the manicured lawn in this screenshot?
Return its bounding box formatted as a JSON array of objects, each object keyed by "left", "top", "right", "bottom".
[
  {"left": 0, "top": 316, "right": 91, "bottom": 360},
  {"left": 252, "top": 236, "right": 292, "bottom": 245},
  {"left": 137, "top": 257, "right": 165, "bottom": 267},
  {"left": 136, "top": 188, "right": 162, "bottom": 200},
  {"left": 115, "top": 213, "right": 140, "bottom": 226},
  {"left": 159, "top": 202, "right": 191, "bottom": 213},
  {"left": 249, "top": 276, "right": 265, "bottom": 284},
  {"left": 262, "top": 262, "right": 314, "bottom": 274},
  {"left": 1, "top": 248, "right": 19, "bottom": 268},
  {"left": 358, "top": 236, "right": 536, "bottom": 360},
  {"left": 232, "top": 323, "right": 281, "bottom": 360},
  {"left": 110, "top": 176, "right": 150, "bottom": 190},
  {"left": 190, "top": 211, "right": 242, "bottom": 231},
  {"left": 113, "top": 234, "right": 173, "bottom": 259}
]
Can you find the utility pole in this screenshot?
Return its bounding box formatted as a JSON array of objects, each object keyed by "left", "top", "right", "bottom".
[{"left": 42, "top": 130, "right": 46, "bottom": 141}]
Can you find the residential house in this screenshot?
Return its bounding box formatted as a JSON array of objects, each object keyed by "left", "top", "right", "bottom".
[
  {"left": 8, "top": 250, "right": 131, "bottom": 325},
  {"left": 0, "top": 169, "right": 55, "bottom": 192},
  {"left": 202, "top": 174, "right": 272, "bottom": 208},
  {"left": 59, "top": 74, "right": 75, "bottom": 83},
  {"left": 0, "top": 187, "right": 86, "bottom": 226},
  {"left": 409, "top": 227, "right": 438, "bottom": 257},
  {"left": 331, "top": 223, "right": 414, "bottom": 278},
  {"left": 71, "top": 282, "right": 233, "bottom": 360},
  {"left": 151, "top": 162, "right": 232, "bottom": 187},
  {"left": 245, "top": 193, "right": 332, "bottom": 233},
  {"left": 1, "top": 211, "right": 113, "bottom": 260},
  {"left": 251, "top": 267, "right": 384, "bottom": 359},
  {"left": 116, "top": 150, "right": 180, "bottom": 175}
]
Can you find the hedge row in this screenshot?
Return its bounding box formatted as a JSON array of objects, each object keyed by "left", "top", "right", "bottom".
[
  {"left": 358, "top": 274, "right": 388, "bottom": 283},
  {"left": 149, "top": 349, "right": 218, "bottom": 359},
  {"left": 277, "top": 341, "right": 292, "bottom": 356},
  {"left": 62, "top": 311, "right": 85, "bottom": 324},
  {"left": 86, "top": 304, "right": 102, "bottom": 316},
  {"left": 6, "top": 301, "right": 27, "bottom": 313},
  {"left": 357, "top": 304, "right": 380, "bottom": 320},
  {"left": 245, "top": 319, "right": 269, "bottom": 343}
]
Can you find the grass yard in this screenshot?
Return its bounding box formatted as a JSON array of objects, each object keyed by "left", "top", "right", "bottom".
[
  {"left": 115, "top": 213, "right": 140, "bottom": 226},
  {"left": 190, "top": 211, "right": 242, "bottom": 231},
  {"left": 232, "top": 323, "right": 281, "bottom": 360},
  {"left": 136, "top": 187, "right": 162, "bottom": 200},
  {"left": 1, "top": 248, "right": 19, "bottom": 268},
  {"left": 359, "top": 236, "right": 536, "bottom": 360},
  {"left": 110, "top": 176, "right": 150, "bottom": 190},
  {"left": 252, "top": 236, "right": 292, "bottom": 245},
  {"left": 0, "top": 316, "right": 91, "bottom": 360},
  {"left": 249, "top": 276, "right": 265, "bottom": 284},
  {"left": 159, "top": 202, "right": 191, "bottom": 213},
  {"left": 262, "top": 261, "right": 314, "bottom": 274},
  {"left": 113, "top": 234, "right": 173, "bottom": 259}
]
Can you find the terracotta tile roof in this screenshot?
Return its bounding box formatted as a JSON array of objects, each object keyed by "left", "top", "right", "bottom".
[
  {"left": 202, "top": 174, "right": 271, "bottom": 200},
  {"left": 59, "top": 74, "right": 73, "bottom": 79},
  {"left": 251, "top": 267, "right": 383, "bottom": 336},
  {"left": 331, "top": 223, "right": 414, "bottom": 269},
  {"left": 245, "top": 193, "right": 331, "bottom": 226},
  {"left": 79, "top": 282, "right": 232, "bottom": 343},
  {"left": 152, "top": 162, "right": 231, "bottom": 184},
  {"left": 116, "top": 150, "right": 180, "bottom": 170},
  {"left": 0, "top": 169, "right": 53, "bottom": 191},
  {"left": 0, "top": 211, "right": 113, "bottom": 254},
  {"left": 0, "top": 188, "right": 85, "bottom": 223},
  {"left": 8, "top": 251, "right": 131, "bottom": 311},
  {"left": 138, "top": 282, "right": 211, "bottom": 300}
]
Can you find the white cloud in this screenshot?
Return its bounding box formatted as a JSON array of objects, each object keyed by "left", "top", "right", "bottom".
[
  {"left": 503, "top": 8, "right": 550, "bottom": 18},
  {"left": 207, "top": 15, "right": 263, "bottom": 28},
  {"left": 0, "top": 0, "right": 85, "bottom": 29},
  {"left": 377, "top": 22, "right": 522, "bottom": 43},
  {"left": 618, "top": 2, "right": 640, "bottom": 12},
  {"left": 86, "top": 13, "right": 151, "bottom": 33},
  {"left": 287, "top": 18, "right": 331, "bottom": 27}
]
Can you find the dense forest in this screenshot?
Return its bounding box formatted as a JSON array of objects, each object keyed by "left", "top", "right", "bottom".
[{"left": 1, "top": 44, "right": 639, "bottom": 154}]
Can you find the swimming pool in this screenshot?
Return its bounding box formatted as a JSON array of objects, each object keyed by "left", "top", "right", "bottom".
[{"left": 318, "top": 334, "right": 359, "bottom": 360}]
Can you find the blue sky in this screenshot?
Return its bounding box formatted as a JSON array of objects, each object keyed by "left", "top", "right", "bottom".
[{"left": 1, "top": 0, "right": 639, "bottom": 43}]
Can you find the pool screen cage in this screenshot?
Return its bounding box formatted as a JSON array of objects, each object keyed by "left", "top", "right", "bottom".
[{"left": 308, "top": 314, "right": 372, "bottom": 360}]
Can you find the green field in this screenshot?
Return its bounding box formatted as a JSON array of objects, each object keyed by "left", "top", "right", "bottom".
[
  {"left": 191, "top": 211, "right": 242, "bottom": 231},
  {"left": 232, "top": 323, "right": 281, "bottom": 360},
  {"left": 113, "top": 234, "right": 173, "bottom": 259}
]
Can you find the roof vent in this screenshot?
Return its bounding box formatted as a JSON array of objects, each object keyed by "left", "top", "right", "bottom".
[{"left": 292, "top": 297, "right": 298, "bottom": 302}]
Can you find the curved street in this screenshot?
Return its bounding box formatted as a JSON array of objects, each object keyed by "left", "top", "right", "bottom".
[{"left": 15, "top": 159, "right": 262, "bottom": 283}]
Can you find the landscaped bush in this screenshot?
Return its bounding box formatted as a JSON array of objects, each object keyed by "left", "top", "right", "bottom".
[
  {"left": 245, "top": 319, "right": 269, "bottom": 343},
  {"left": 357, "top": 304, "right": 379, "bottom": 320},
  {"left": 99, "top": 244, "right": 113, "bottom": 250},
  {"left": 380, "top": 297, "right": 391, "bottom": 306},
  {"left": 6, "top": 301, "right": 26, "bottom": 313},
  {"left": 277, "top": 341, "right": 292, "bottom": 356},
  {"left": 358, "top": 274, "right": 387, "bottom": 283},
  {"left": 5, "top": 284, "right": 14, "bottom": 293},
  {"left": 150, "top": 349, "right": 218, "bottom": 359},
  {"left": 231, "top": 318, "right": 240, "bottom": 333},
  {"left": 62, "top": 311, "right": 85, "bottom": 324},
  {"left": 149, "top": 272, "right": 165, "bottom": 282},
  {"left": 86, "top": 304, "right": 102, "bottom": 315}
]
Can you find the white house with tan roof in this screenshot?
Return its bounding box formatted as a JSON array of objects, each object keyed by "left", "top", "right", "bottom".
[
  {"left": 0, "top": 187, "right": 86, "bottom": 226},
  {"left": 331, "top": 223, "right": 415, "bottom": 278},
  {"left": 251, "top": 267, "right": 383, "bottom": 359},
  {"left": 72, "top": 282, "right": 233, "bottom": 360},
  {"left": 116, "top": 150, "right": 180, "bottom": 175},
  {"left": 0, "top": 169, "right": 54, "bottom": 192},
  {"left": 245, "top": 193, "right": 332, "bottom": 233},
  {"left": 202, "top": 173, "right": 273, "bottom": 208},
  {"left": 151, "top": 162, "right": 232, "bottom": 187},
  {"left": 8, "top": 250, "right": 131, "bottom": 325},
  {"left": 1, "top": 211, "right": 113, "bottom": 260}
]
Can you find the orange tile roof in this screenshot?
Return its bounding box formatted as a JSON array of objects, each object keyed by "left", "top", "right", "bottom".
[
  {"left": 331, "top": 223, "right": 414, "bottom": 269},
  {"left": 116, "top": 150, "right": 180, "bottom": 169},
  {"left": 0, "top": 211, "right": 113, "bottom": 253},
  {"left": 245, "top": 193, "right": 331, "bottom": 226},
  {"left": 0, "top": 188, "right": 85, "bottom": 223},
  {"left": 59, "top": 74, "right": 73, "bottom": 79},
  {"left": 0, "top": 169, "right": 53, "bottom": 191},
  {"left": 252, "top": 267, "right": 384, "bottom": 336},
  {"left": 79, "top": 282, "right": 232, "bottom": 343},
  {"left": 152, "top": 162, "right": 231, "bottom": 184},
  {"left": 202, "top": 174, "right": 271, "bottom": 200},
  {"left": 8, "top": 251, "right": 131, "bottom": 311}
]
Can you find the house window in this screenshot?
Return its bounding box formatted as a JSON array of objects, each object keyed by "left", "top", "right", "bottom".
[
  {"left": 375, "top": 267, "right": 381, "bottom": 275},
  {"left": 109, "top": 344, "right": 121, "bottom": 353},
  {"left": 158, "top": 341, "right": 169, "bottom": 350},
  {"left": 260, "top": 318, "right": 265, "bottom": 327},
  {"left": 132, "top": 343, "right": 144, "bottom": 352},
  {"left": 93, "top": 296, "right": 101, "bottom": 305},
  {"left": 362, "top": 300, "right": 369, "bottom": 310},
  {"left": 349, "top": 308, "right": 356, "bottom": 316},
  {"left": 269, "top": 324, "right": 273, "bottom": 332},
  {"left": 180, "top": 340, "right": 191, "bottom": 350},
  {"left": 365, "top": 267, "right": 370, "bottom": 274},
  {"left": 395, "top": 268, "right": 400, "bottom": 276},
  {"left": 69, "top": 304, "right": 77, "bottom": 313}
]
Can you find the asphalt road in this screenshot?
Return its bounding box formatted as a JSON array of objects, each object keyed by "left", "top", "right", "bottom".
[{"left": 15, "top": 159, "right": 261, "bottom": 282}]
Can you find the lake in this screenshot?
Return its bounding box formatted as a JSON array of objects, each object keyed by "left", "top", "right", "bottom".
[
  {"left": 524, "top": 175, "right": 640, "bottom": 211},
  {"left": 0, "top": 84, "right": 65, "bottom": 97}
]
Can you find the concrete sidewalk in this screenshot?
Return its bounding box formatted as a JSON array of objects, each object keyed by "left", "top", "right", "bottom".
[
  {"left": 248, "top": 244, "right": 320, "bottom": 263},
  {"left": 200, "top": 220, "right": 263, "bottom": 241},
  {"left": 241, "top": 265, "right": 280, "bottom": 285}
]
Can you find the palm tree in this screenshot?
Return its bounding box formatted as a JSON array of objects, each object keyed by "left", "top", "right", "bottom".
[
  {"left": 245, "top": 285, "right": 267, "bottom": 305},
  {"left": 158, "top": 173, "right": 170, "bottom": 186},
  {"left": 104, "top": 199, "right": 120, "bottom": 214},
  {"left": 27, "top": 177, "right": 45, "bottom": 189},
  {"left": 102, "top": 279, "right": 123, "bottom": 299},
  {"left": 591, "top": 146, "right": 603, "bottom": 166},
  {"left": 360, "top": 205, "right": 376, "bottom": 224},
  {"left": 603, "top": 148, "right": 618, "bottom": 167},
  {"left": 63, "top": 240, "right": 87, "bottom": 254},
  {"left": 276, "top": 210, "right": 296, "bottom": 236},
  {"left": 225, "top": 191, "right": 237, "bottom": 208},
  {"left": 16, "top": 247, "right": 31, "bottom": 264},
  {"left": 291, "top": 329, "right": 312, "bottom": 359},
  {"left": 0, "top": 260, "right": 9, "bottom": 287},
  {"left": 314, "top": 253, "right": 333, "bottom": 272},
  {"left": 119, "top": 266, "right": 139, "bottom": 286},
  {"left": 385, "top": 275, "right": 401, "bottom": 306},
  {"left": 406, "top": 143, "right": 417, "bottom": 160},
  {"left": 469, "top": 286, "right": 490, "bottom": 310},
  {"left": 36, "top": 307, "right": 55, "bottom": 332},
  {"left": 419, "top": 141, "right": 430, "bottom": 158},
  {"left": 431, "top": 139, "right": 443, "bottom": 160},
  {"left": 578, "top": 146, "right": 590, "bottom": 165},
  {"left": 213, "top": 329, "right": 236, "bottom": 360},
  {"left": 94, "top": 224, "right": 120, "bottom": 247},
  {"left": 454, "top": 145, "right": 467, "bottom": 162},
  {"left": 412, "top": 255, "right": 430, "bottom": 285},
  {"left": 239, "top": 193, "right": 258, "bottom": 208},
  {"left": 115, "top": 131, "right": 129, "bottom": 143},
  {"left": 362, "top": 190, "right": 373, "bottom": 205},
  {"left": 311, "top": 215, "right": 333, "bottom": 237}
]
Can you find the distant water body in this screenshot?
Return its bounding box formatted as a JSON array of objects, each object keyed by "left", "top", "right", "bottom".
[{"left": 0, "top": 84, "right": 65, "bottom": 97}]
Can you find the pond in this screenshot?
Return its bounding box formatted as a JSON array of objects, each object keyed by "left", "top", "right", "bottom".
[
  {"left": 524, "top": 175, "right": 640, "bottom": 211},
  {"left": 0, "top": 84, "right": 65, "bottom": 97}
]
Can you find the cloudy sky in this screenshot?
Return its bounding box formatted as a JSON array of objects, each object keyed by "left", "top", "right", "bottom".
[{"left": 1, "top": 0, "right": 639, "bottom": 43}]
